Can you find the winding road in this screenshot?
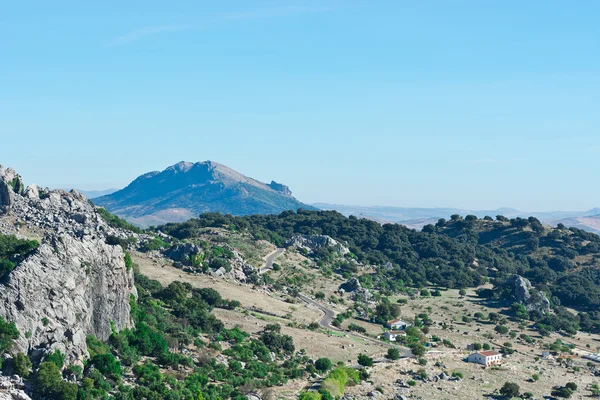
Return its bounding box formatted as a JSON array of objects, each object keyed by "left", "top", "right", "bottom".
[
  {"left": 259, "top": 248, "right": 285, "bottom": 274},
  {"left": 260, "top": 248, "right": 412, "bottom": 357}
]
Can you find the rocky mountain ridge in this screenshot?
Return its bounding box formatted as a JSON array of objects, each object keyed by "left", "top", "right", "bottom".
[
  {"left": 94, "top": 161, "right": 315, "bottom": 227},
  {"left": 0, "top": 165, "right": 137, "bottom": 363}
]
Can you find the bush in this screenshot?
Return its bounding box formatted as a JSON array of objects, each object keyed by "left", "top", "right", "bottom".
[
  {"left": 12, "top": 352, "right": 32, "bottom": 378},
  {"left": 499, "top": 382, "right": 520, "bottom": 398},
  {"left": 357, "top": 354, "right": 373, "bottom": 367},
  {"left": 417, "top": 358, "right": 427, "bottom": 366},
  {"left": 44, "top": 350, "right": 65, "bottom": 369},
  {"left": 451, "top": 371, "right": 464, "bottom": 379},
  {"left": 315, "top": 358, "right": 332, "bottom": 373},
  {"left": 495, "top": 325, "right": 509, "bottom": 335},
  {"left": 34, "top": 362, "right": 77, "bottom": 400},
  {"left": 532, "top": 374, "right": 540, "bottom": 381},
  {"left": 90, "top": 353, "right": 122, "bottom": 378},
  {"left": 409, "top": 342, "right": 426, "bottom": 357},
  {"left": 386, "top": 348, "right": 400, "bottom": 360},
  {"left": 0, "top": 316, "right": 19, "bottom": 353}
]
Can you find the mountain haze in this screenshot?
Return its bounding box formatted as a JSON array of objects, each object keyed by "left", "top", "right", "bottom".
[{"left": 94, "top": 161, "right": 314, "bottom": 227}]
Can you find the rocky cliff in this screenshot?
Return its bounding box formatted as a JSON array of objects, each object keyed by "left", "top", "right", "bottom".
[{"left": 0, "top": 166, "right": 136, "bottom": 363}]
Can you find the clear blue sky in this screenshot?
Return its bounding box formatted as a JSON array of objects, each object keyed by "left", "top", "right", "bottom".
[{"left": 1, "top": 1, "right": 598, "bottom": 211}]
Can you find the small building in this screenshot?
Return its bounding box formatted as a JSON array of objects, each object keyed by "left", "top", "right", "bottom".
[
  {"left": 383, "top": 331, "right": 407, "bottom": 342},
  {"left": 467, "top": 344, "right": 476, "bottom": 351},
  {"left": 467, "top": 350, "right": 502, "bottom": 366},
  {"left": 387, "top": 318, "right": 411, "bottom": 330}
]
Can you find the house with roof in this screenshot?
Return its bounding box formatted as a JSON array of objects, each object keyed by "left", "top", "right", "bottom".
[
  {"left": 467, "top": 350, "right": 502, "bottom": 366},
  {"left": 383, "top": 331, "right": 407, "bottom": 342},
  {"left": 387, "top": 318, "right": 411, "bottom": 330}
]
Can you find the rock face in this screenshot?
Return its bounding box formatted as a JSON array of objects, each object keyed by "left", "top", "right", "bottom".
[
  {"left": 0, "top": 166, "right": 136, "bottom": 362},
  {"left": 339, "top": 277, "right": 373, "bottom": 303},
  {"left": 286, "top": 234, "right": 350, "bottom": 255},
  {"left": 505, "top": 274, "right": 551, "bottom": 314},
  {"left": 0, "top": 375, "right": 30, "bottom": 400},
  {"left": 94, "top": 161, "right": 315, "bottom": 227}
]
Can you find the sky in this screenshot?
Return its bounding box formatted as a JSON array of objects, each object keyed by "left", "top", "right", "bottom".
[{"left": 1, "top": 1, "right": 599, "bottom": 211}]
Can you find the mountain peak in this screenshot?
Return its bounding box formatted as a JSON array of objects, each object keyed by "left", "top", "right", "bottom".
[{"left": 94, "top": 161, "right": 314, "bottom": 227}]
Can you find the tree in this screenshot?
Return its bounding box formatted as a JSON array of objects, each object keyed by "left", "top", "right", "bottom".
[
  {"left": 551, "top": 386, "right": 573, "bottom": 399},
  {"left": 472, "top": 343, "right": 482, "bottom": 351},
  {"left": 510, "top": 303, "right": 529, "bottom": 321},
  {"left": 386, "top": 348, "right": 400, "bottom": 360},
  {"left": 499, "top": 382, "right": 520, "bottom": 398},
  {"left": 409, "top": 342, "right": 426, "bottom": 357},
  {"left": 44, "top": 350, "right": 65, "bottom": 369},
  {"left": 565, "top": 382, "right": 577, "bottom": 391},
  {"left": 495, "top": 325, "right": 509, "bottom": 335},
  {"left": 0, "top": 316, "right": 19, "bottom": 353},
  {"left": 315, "top": 292, "right": 325, "bottom": 300},
  {"left": 12, "top": 352, "right": 32, "bottom": 378},
  {"left": 459, "top": 289, "right": 466, "bottom": 296},
  {"left": 357, "top": 354, "right": 373, "bottom": 367},
  {"left": 34, "top": 361, "right": 77, "bottom": 399},
  {"left": 314, "top": 358, "right": 332, "bottom": 373}
]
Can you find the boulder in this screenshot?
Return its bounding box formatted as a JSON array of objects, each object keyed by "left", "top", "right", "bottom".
[
  {"left": 164, "top": 243, "right": 201, "bottom": 264},
  {"left": 285, "top": 235, "right": 350, "bottom": 255},
  {"left": 505, "top": 275, "right": 551, "bottom": 314}
]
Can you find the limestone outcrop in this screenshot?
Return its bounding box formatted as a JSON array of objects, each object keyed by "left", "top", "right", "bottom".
[{"left": 0, "top": 165, "right": 136, "bottom": 362}]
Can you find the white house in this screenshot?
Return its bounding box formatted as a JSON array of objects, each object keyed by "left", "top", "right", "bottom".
[
  {"left": 467, "top": 350, "right": 502, "bottom": 366},
  {"left": 383, "top": 331, "right": 406, "bottom": 342},
  {"left": 387, "top": 318, "right": 411, "bottom": 330}
]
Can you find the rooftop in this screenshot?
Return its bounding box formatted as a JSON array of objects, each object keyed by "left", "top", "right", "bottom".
[{"left": 478, "top": 350, "right": 501, "bottom": 357}]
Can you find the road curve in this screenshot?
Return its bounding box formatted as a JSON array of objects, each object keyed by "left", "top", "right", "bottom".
[
  {"left": 297, "top": 293, "right": 412, "bottom": 357},
  {"left": 260, "top": 249, "right": 412, "bottom": 357},
  {"left": 259, "top": 248, "right": 285, "bottom": 274}
]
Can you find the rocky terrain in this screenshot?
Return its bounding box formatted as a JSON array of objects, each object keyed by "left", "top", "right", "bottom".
[
  {"left": 0, "top": 166, "right": 136, "bottom": 363},
  {"left": 94, "top": 161, "right": 315, "bottom": 227}
]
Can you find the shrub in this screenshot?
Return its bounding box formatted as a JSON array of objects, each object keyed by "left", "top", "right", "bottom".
[
  {"left": 495, "top": 325, "right": 509, "bottom": 334},
  {"left": 532, "top": 374, "right": 540, "bottom": 381},
  {"left": 315, "top": 358, "right": 332, "bottom": 373},
  {"left": 500, "top": 382, "right": 520, "bottom": 398},
  {"left": 386, "top": 348, "right": 400, "bottom": 360},
  {"left": 0, "top": 317, "right": 19, "bottom": 354},
  {"left": 452, "top": 371, "right": 464, "bottom": 379},
  {"left": 90, "top": 353, "right": 122, "bottom": 378},
  {"left": 45, "top": 350, "right": 65, "bottom": 369},
  {"left": 417, "top": 358, "right": 427, "bottom": 366},
  {"left": 12, "top": 352, "right": 32, "bottom": 378},
  {"left": 357, "top": 354, "right": 373, "bottom": 367}
]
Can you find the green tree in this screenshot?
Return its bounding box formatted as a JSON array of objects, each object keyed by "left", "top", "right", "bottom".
[
  {"left": 0, "top": 316, "right": 19, "bottom": 353},
  {"left": 44, "top": 350, "right": 65, "bottom": 369},
  {"left": 495, "top": 325, "right": 509, "bottom": 335},
  {"left": 551, "top": 386, "right": 573, "bottom": 399},
  {"left": 499, "top": 382, "right": 520, "bottom": 398},
  {"left": 314, "top": 358, "right": 332, "bottom": 373},
  {"left": 409, "top": 342, "right": 426, "bottom": 357},
  {"left": 12, "top": 352, "right": 32, "bottom": 378},
  {"left": 357, "top": 354, "right": 373, "bottom": 367},
  {"left": 386, "top": 348, "right": 400, "bottom": 360}
]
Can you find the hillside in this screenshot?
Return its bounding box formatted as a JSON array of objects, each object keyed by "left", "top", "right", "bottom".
[
  {"left": 315, "top": 203, "right": 600, "bottom": 233},
  {"left": 94, "top": 161, "right": 314, "bottom": 227},
  {"left": 159, "top": 210, "right": 600, "bottom": 332}
]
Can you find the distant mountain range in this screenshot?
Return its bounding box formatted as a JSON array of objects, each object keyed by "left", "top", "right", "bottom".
[
  {"left": 93, "top": 161, "right": 314, "bottom": 227},
  {"left": 79, "top": 188, "right": 119, "bottom": 199},
  {"left": 314, "top": 203, "right": 600, "bottom": 234}
]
